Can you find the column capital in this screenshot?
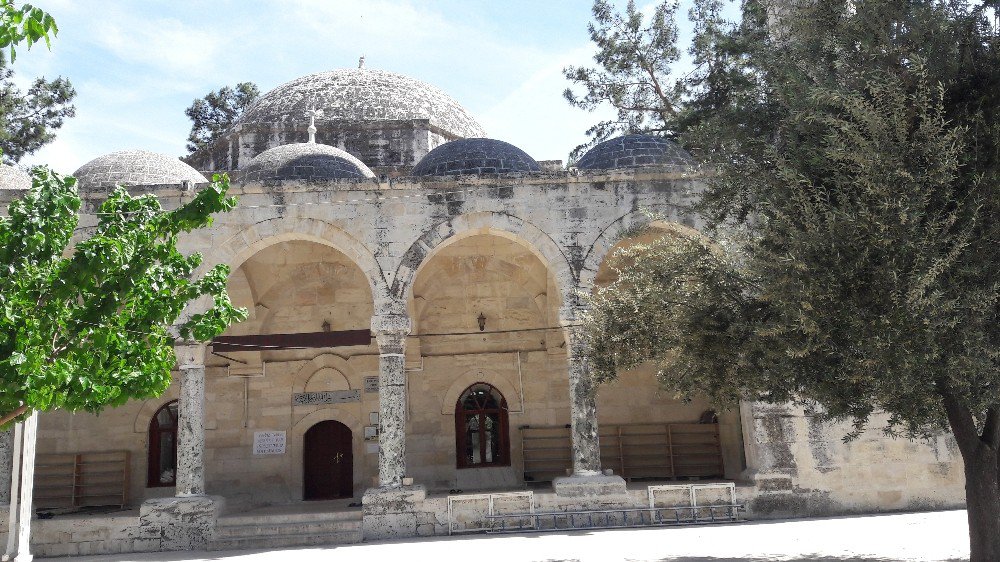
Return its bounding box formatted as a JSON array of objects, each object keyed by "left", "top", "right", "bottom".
[
  {"left": 371, "top": 314, "right": 411, "bottom": 337},
  {"left": 173, "top": 342, "right": 206, "bottom": 370}
]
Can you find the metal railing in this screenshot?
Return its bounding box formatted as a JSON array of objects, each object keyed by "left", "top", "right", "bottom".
[
  {"left": 447, "top": 491, "right": 535, "bottom": 535},
  {"left": 484, "top": 503, "right": 743, "bottom": 534},
  {"left": 648, "top": 482, "right": 737, "bottom": 509}
]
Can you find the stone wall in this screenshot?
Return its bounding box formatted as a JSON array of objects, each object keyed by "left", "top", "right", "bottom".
[{"left": 743, "top": 402, "right": 965, "bottom": 518}]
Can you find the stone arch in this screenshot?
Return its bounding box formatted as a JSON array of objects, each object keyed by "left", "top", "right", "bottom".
[
  {"left": 408, "top": 251, "right": 551, "bottom": 335},
  {"left": 304, "top": 368, "right": 351, "bottom": 393},
  {"left": 288, "top": 408, "right": 365, "bottom": 501},
  {"left": 227, "top": 267, "right": 257, "bottom": 318},
  {"left": 579, "top": 210, "right": 704, "bottom": 290},
  {"left": 291, "top": 354, "right": 356, "bottom": 395},
  {"left": 132, "top": 387, "right": 180, "bottom": 433},
  {"left": 439, "top": 367, "right": 522, "bottom": 415},
  {"left": 253, "top": 259, "right": 373, "bottom": 338},
  {"left": 391, "top": 212, "right": 575, "bottom": 310},
  {"left": 202, "top": 216, "right": 387, "bottom": 302}
]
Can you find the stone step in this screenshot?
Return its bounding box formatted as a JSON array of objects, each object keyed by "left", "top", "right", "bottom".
[
  {"left": 207, "top": 529, "right": 361, "bottom": 551},
  {"left": 213, "top": 518, "right": 361, "bottom": 539},
  {"left": 218, "top": 509, "right": 362, "bottom": 526}
]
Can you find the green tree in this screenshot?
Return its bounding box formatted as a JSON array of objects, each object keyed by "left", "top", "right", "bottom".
[
  {"left": 562, "top": 0, "right": 681, "bottom": 159},
  {"left": 0, "top": 1, "right": 247, "bottom": 427},
  {"left": 184, "top": 82, "right": 259, "bottom": 154},
  {"left": 580, "top": 1, "right": 1000, "bottom": 560},
  {"left": 0, "top": 171, "right": 248, "bottom": 425},
  {"left": 0, "top": 54, "right": 76, "bottom": 164},
  {"left": 0, "top": 0, "right": 57, "bottom": 62},
  {"left": 0, "top": 0, "right": 75, "bottom": 164}
]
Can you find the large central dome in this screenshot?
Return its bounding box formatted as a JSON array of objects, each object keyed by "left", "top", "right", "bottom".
[{"left": 237, "top": 69, "right": 486, "bottom": 138}]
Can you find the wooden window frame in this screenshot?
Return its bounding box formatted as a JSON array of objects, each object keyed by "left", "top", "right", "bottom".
[
  {"left": 455, "top": 383, "right": 510, "bottom": 469},
  {"left": 147, "top": 400, "right": 178, "bottom": 488}
]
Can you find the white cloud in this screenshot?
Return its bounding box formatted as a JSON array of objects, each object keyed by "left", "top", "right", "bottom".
[
  {"left": 478, "top": 46, "right": 619, "bottom": 163},
  {"left": 90, "top": 12, "right": 225, "bottom": 78},
  {"left": 19, "top": 128, "right": 86, "bottom": 174}
]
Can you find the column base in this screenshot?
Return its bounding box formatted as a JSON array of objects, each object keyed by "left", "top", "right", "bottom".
[
  {"left": 552, "top": 474, "right": 628, "bottom": 498},
  {"left": 136, "top": 495, "right": 225, "bottom": 551},
  {"left": 362, "top": 485, "right": 427, "bottom": 541}
]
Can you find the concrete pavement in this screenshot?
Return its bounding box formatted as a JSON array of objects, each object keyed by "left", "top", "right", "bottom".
[{"left": 54, "top": 509, "right": 970, "bottom": 562}]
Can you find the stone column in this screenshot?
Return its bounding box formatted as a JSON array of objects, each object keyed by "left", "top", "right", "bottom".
[
  {"left": 371, "top": 314, "right": 410, "bottom": 488},
  {"left": 362, "top": 313, "right": 427, "bottom": 541},
  {"left": 174, "top": 343, "right": 206, "bottom": 497},
  {"left": 0, "top": 428, "right": 13, "bottom": 505},
  {"left": 566, "top": 324, "right": 602, "bottom": 476},
  {"left": 136, "top": 342, "right": 222, "bottom": 551},
  {"left": 553, "top": 308, "right": 626, "bottom": 498}
]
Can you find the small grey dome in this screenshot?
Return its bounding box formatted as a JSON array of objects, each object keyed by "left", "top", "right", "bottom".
[
  {"left": 238, "top": 69, "right": 486, "bottom": 139},
  {"left": 73, "top": 150, "right": 207, "bottom": 190},
  {"left": 412, "top": 138, "right": 541, "bottom": 177},
  {"left": 240, "top": 143, "right": 376, "bottom": 182},
  {"left": 576, "top": 134, "right": 693, "bottom": 170},
  {"left": 0, "top": 165, "right": 31, "bottom": 190}
]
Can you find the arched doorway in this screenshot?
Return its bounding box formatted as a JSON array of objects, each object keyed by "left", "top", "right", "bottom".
[{"left": 303, "top": 420, "right": 353, "bottom": 500}]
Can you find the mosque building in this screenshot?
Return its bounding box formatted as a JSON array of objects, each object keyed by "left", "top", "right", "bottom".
[{"left": 0, "top": 66, "right": 965, "bottom": 557}]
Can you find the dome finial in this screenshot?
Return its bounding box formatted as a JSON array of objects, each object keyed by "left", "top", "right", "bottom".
[
  {"left": 358, "top": 55, "right": 366, "bottom": 69},
  {"left": 305, "top": 104, "right": 324, "bottom": 143}
]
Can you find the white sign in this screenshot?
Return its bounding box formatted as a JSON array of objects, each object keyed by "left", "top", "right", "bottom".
[{"left": 253, "top": 431, "right": 286, "bottom": 455}]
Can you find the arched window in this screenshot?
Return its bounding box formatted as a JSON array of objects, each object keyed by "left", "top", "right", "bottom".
[
  {"left": 455, "top": 383, "right": 509, "bottom": 468},
  {"left": 147, "top": 400, "right": 178, "bottom": 487}
]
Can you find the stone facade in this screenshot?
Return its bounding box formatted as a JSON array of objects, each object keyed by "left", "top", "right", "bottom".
[{"left": 0, "top": 66, "right": 966, "bottom": 556}]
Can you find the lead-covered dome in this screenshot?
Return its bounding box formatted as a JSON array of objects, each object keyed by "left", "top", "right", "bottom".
[
  {"left": 412, "top": 138, "right": 540, "bottom": 176},
  {"left": 0, "top": 165, "right": 31, "bottom": 190},
  {"left": 73, "top": 150, "right": 207, "bottom": 190},
  {"left": 576, "top": 134, "right": 693, "bottom": 170},
  {"left": 237, "top": 69, "right": 487, "bottom": 139},
  {"left": 240, "top": 142, "right": 376, "bottom": 182}
]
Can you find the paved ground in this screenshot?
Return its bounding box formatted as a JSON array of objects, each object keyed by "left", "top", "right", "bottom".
[{"left": 58, "top": 509, "right": 969, "bottom": 562}]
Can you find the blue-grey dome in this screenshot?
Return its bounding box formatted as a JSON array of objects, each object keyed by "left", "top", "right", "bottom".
[
  {"left": 576, "top": 134, "right": 693, "bottom": 170},
  {"left": 412, "top": 138, "right": 540, "bottom": 176},
  {"left": 0, "top": 165, "right": 31, "bottom": 190},
  {"left": 240, "top": 142, "right": 376, "bottom": 183},
  {"left": 73, "top": 150, "right": 207, "bottom": 190}
]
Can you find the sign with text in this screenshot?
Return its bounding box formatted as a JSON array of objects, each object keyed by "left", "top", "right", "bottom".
[
  {"left": 252, "top": 431, "right": 286, "bottom": 455},
  {"left": 364, "top": 376, "right": 379, "bottom": 393},
  {"left": 292, "top": 389, "right": 361, "bottom": 406}
]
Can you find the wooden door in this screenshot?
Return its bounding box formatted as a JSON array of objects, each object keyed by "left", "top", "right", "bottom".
[{"left": 303, "top": 420, "right": 353, "bottom": 500}]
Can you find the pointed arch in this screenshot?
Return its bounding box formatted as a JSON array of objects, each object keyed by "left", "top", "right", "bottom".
[{"left": 391, "top": 212, "right": 576, "bottom": 308}]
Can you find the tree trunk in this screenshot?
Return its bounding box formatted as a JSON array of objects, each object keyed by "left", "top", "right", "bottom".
[
  {"left": 0, "top": 404, "right": 28, "bottom": 428},
  {"left": 939, "top": 391, "right": 1000, "bottom": 562},
  {"left": 961, "top": 445, "right": 1000, "bottom": 562}
]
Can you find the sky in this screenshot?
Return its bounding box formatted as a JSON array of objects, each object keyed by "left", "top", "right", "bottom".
[{"left": 8, "top": 0, "right": 736, "bottom": 174}]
